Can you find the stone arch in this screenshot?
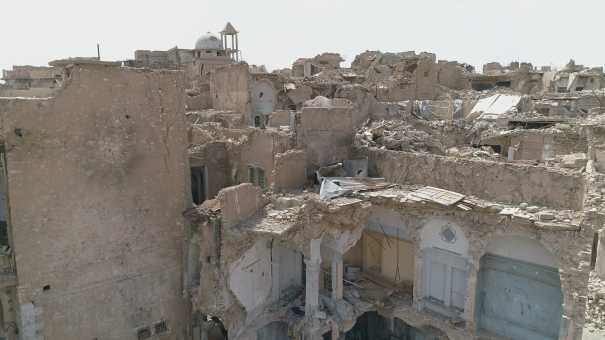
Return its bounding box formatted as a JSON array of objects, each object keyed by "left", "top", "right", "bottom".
[
  {"left": 419, "top": 217, "right": 469, "bottom": 258},
  {"left": 475, "top": 235, "right": 563, "bottom": 340}
]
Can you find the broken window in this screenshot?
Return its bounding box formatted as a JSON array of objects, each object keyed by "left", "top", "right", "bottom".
[
  {"left": 495, "top": 81, "right": 512, "bottom": 88},
  {"left": 190, "top": 166, "right": 207, "bottom": 205},
  {"left": 247, "top": 166, "right": 266, "bottom": 189},
  {"left": 154, "top": 320, "right": 168, "bottom": 334},
  {"left": 575, "top": 87, "right": 584, "bottom": 91},
  {"left": 248, "top": 166, "right": 257, "bottom": 185},
  {"left": 257, "top": 168, "right": 266, "bottom": 188}
]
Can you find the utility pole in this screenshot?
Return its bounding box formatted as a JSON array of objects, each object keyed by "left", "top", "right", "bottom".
[{"left": 97, "top": 43, "right": 101, "bottom": 60}]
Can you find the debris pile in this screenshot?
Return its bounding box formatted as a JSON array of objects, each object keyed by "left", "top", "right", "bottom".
[
  {"left": 585, "top": 272, "right": 605, "bottom": 332},
  {"left": 355, "top": 120, "right": 446, "bottom": 154}
]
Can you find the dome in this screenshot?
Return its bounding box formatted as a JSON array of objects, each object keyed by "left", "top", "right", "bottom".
[{"left": 195, "top": 32, "right": 222, "bottom": 50}]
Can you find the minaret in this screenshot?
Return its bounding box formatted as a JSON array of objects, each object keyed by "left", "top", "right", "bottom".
[{"left": 220, "top": 22, "right": 240, "bottom": 62}]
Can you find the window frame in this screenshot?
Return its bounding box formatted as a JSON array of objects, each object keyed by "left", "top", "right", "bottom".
[{"left": 422, "top": 247, "right": 469, "bottom": 316}]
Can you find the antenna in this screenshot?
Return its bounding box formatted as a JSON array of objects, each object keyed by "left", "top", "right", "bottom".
[{"left": 97, "top": 43, "right": 101, "bottom": 60}]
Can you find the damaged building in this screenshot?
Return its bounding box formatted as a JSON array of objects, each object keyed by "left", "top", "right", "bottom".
[{"left": 0, "top": 22, "right": 605, "bottom": 340}]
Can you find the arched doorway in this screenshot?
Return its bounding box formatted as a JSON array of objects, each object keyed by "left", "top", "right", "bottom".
[{"left": 476, "top": 236, "right": 562, "bottom": 340}]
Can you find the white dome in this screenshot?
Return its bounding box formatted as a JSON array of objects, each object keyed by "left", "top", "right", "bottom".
[{"left": 195, "top": 33, "right": 222, "bottom": 50}]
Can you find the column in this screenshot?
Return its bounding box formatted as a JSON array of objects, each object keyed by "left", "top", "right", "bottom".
[
  {"left": 464, "top": 261, "right": 479, "bottom": 333},
  {"left": 596, "top": 229, "right": 605, "bottom": 278},
  {"left": 305, "top": 239, "right": 322, "bottom": 340},
  {"left": 235, "top": 35, "right": 239, "bottom": 61},
  {"left": 305, "top": 239, "right": 321, "bottom": 316},
  {"left": 331, "top": 255, "right": 343, "bottom": 301}
]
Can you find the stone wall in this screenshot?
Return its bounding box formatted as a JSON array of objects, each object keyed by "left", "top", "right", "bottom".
[
  {"left": 273, "top": 150, "right": 307, "bottom": 192},
  {"left": 297, "top": 107, "right": 353, "bottom": 168},
  {"left": 0, "top": 64, "right": 190, "bottom": 340},
  {"left": 367, "top": 148, "right": 585, "bottom": 210},
  {"left": 218, "top": 184, "right": 263, "bottom": 228},
  {"left": 210, "top": 64, "right": 251, "bottom": 120},
  {"left": 190, "top": 141, "right": 233, "bottom": 200},
  {"left": 237, "top": 129, "right": 291, "bottom": 187}
]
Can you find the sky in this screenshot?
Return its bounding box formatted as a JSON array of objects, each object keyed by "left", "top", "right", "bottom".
[{"left": 1, "top": 0, "right": 604, "bottom": 73}]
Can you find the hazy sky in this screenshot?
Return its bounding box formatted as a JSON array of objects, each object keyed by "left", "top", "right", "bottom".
[{"left": 2, "top": 0, "right": 604, "bottom": 73}]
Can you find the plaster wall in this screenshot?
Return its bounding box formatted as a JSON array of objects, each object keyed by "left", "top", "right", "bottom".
[
  {"left": 251, "top": 80, "right": 275, "bottom": 115},
  {"left": 273, "top": 245, "right": 303, "bottom": 296},
  {"left": 419, "top": 218, "right": 469, "bottom": 258},
  {"left": 365, "top": 207, "right": 412, "bottom": 240},
  {"left": 485, "top": 235, "right": 557, "bottom": 268},
  {"left": 229, "top": 239, "right": 272, "bottom": 312}
]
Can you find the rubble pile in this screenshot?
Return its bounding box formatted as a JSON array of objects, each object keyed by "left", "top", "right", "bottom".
[
  {"left": 446, "top": 146, "right": 501, "bottom": 160},
  {"left": 355, "top": 120, "right": 446, "bottom": 154},
  {"left": 355, "top": 119, "right": 475, "bottom": 155},
  {"left": 585, "top": 272, "right": 605, "bottom": 331}
]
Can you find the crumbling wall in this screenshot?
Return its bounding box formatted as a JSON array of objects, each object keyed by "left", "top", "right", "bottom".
[
  {"left": 229, "top": 239, "right": 272, "bottom": 312},
  {"left": 0, "top": 64, "right": 190, "bottom": 340},
  {"left": 190, "top": 141, "right": 234, "bottom": 199},
  {"left": 273, "top": 150, "right": 307, "bottom": 192},
  {"left": 334, "top": 84, "right": 376, "bottom": 127},
  {"left": 218, "top": 183, "right": 263, "bottom": 228},
  {"left": 366, "top": 148, "right": 585, "bottom": 210},
  {"left": 211, "top": 63, "right": 251, "bottom": 118},
  {"left": 314, "top": 195, "right": 593, "bottom": 340},
  {"left": 297, "top": 107, "right": 353, "bottom": 167},
  {"left": 238, "top": 129, "right": 291, "bottom": 186}
]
